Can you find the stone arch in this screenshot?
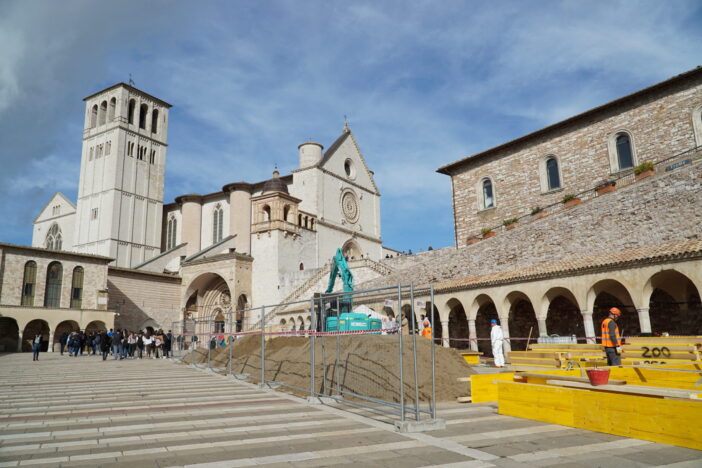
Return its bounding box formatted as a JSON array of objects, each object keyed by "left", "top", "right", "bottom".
[
  {"left": 279, "top": 318, "right": 287, "bottom": 332},
  {"left": 84, "top": 320, "right": 106, "bottom": 334},
  {"left": 473, "top": 294, "right": 498, "bottom": 356},
  {"left": 235, "top": 294, "right": 248, "bottom": 332},
  {"left": 183, "top": 272, "right": 231, "bottom": 321},
  {"left": 425, "top": 302, "right": 442, "bottom": 346},
  {"left": 505, "top": 291, "right": 538, "bottom": 351},
  {"left": 587, "top": 279, "right": 639, "bottom": 337},
  {"left": 0, "top": 317, "right": 19, "bottom": 352},
  {"left": 54, "top": 320, "right": 80, "bottom": 350},
  {"left": 401, "top": 304, "right": 417, "bottom": 334},
  {"left": 289, "top": 317, "right": 296, "bottom": 331},
  {"left": 22, "top": 319, "right": 50, "bottom": 352},
  {"left": 297, "top": 315, "right": 304, "bottom": 330},
  {"left": 446, "top": 298, "right": 469, "bottom": 349},
  {"left": 543, "top": 287, "right": 585, "bottom": 342},
  {"left": 644, "top": 270, "right": 702, "bottom": 335},
  {"left": 342, "top": 239, "right": 362, "bottom": 260}
]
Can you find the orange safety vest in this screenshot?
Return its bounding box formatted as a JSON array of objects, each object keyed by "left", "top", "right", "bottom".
[
  {"left": 421, "top": 327, "right": 432, "bottom": 338},
  {"left": 600, "top": 317, "right": 620, "bottom": 347}
]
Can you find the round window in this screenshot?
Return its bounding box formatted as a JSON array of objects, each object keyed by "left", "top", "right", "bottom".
[
  {"left": 344, "top": 159, "right": 356, "bottom": 179},
  {"left": 341, "top": 191, "right": 360, "bottom": 223}
]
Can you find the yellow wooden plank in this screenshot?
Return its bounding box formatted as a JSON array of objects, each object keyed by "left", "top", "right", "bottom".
[{"left": 469, "top": 372, "right": 515, "bottom": 403}]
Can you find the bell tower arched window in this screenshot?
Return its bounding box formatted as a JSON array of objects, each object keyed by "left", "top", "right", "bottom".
[
  {"left": 128, "top": 99, "right": 136, "bottom": 124},
  {"left": 139, "top": 104, "right": 148, "bottom": 129},
  {"left": 90, "top": 105, "right": 98, "bottom": 128},
  {"left": 151, "top": 109, "right": 159, "bottom": 134},
  {"left": 108, "top": 97, "right": 116, "bottom": 121},
  {"left": 98, "top": 100, "right": 107, "bottom": 126}
]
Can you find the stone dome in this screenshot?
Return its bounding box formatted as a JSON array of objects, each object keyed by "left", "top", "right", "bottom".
[{"left": 262, "top": 170, "right": 288, "bottom": 194}]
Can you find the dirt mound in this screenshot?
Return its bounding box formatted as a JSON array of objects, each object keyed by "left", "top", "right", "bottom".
[{"left": 184, "top": 335, "right": 474, "bottom": 402}]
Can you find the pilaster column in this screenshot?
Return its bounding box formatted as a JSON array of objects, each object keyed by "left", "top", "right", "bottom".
[
  {"left": 581, "top": 311, "right": 596, "bottom": 344},
  {"left": 637, "top": 307, "right": 652, "bottom": 333},
  {"left": 16, "top": 332, "right": 23, "bottom": 352},
  {"left": 468, "top": 319, "right": 478, "bottom": 351},
  {"left": 440, "top": 320, "right": 449, "bottom": 348},
  {"left": 537, "top": 318, "right": 547, "bottom": 337},
  {"left": 500, "top": 317, "right": 512, "bottom": 353},
  {"left": 49, "top": 333, "right": 55, "bottom": 352}
]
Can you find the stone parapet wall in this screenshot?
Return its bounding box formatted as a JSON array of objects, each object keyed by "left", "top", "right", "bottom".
[{"left": 362, "top": 161, "right": 702, "bottom": 290}]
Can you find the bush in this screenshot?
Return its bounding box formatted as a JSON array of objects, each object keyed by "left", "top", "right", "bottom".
[
  {"left": 480, "top": 227, "right": 493, "bottom": 235},
  {"left": 562, "top": 194, "right": 577, "bottom": 203},
  {"left": 503, "top": 218, "right": 519, "bottom": 226},
  {"left": 595, "top": 179, "right": 616, "bottom": 190},
  {"left": 531, "top": 206, "right": 543, "bottom": 215},
  {"left": 634, "top": 160, "right": 655, "bottom": 175}
]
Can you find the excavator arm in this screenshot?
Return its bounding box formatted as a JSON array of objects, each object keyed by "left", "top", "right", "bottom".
[{"left": 325, "top": 248, "right": 354, "bottom": 294}]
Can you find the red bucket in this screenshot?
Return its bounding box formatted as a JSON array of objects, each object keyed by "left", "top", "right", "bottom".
[{"left": 586, "top": 369, "right": 610, "bottom": 386}]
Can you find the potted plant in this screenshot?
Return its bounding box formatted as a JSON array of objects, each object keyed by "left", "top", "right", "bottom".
[
  {"left": 531, "top": 206, "right": 547, "bottom": 220},
  {"left": 595, "top": 179, "right": 616, "bottom": 195},
  {"left": 503, "top": 218, "right": 519, "bottom": 230},
  {"left": 562, "top": 194, "right": 580, "bottom": 208},
  {"left": 634, "top": 161, "right": 655, "bottom": 180},
  {"left": 481, "top": 227, "right": 495, "bottom": 239},
  {"left": 466, "top": 236, "right": 480, "bottom": 246}
]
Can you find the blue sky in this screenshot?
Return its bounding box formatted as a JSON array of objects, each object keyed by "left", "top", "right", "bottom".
[{"left": 1, "top": 0, "right": 701, "bottom": 252}]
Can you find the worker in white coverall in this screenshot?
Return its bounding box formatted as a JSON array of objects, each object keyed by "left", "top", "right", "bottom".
[{"left": 490, "top": 319, "right": 505, "bottom": 368}]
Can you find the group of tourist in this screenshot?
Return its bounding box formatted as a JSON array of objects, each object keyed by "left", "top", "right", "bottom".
[{"left": 56, "top": 329, "right": 174, "bottom": 361}]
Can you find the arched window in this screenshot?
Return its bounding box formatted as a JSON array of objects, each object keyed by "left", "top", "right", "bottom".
[
  {"left": 45, "top": 223, "right": 62, "bottom": 250},
  {"left": 212, "top": 204, "right": 223, "bottom": 244},
  {"left": 616, "top": 133, "right": 634, "bottom": 170},
  {"left": 21, "top": 261, "right": 37, "bottom": 306},
  {"left": 98, "top": 100, "right": 107, "bottom": 126},
  {"left": 546, "top": 157, "right": 561, "bottom": 190},
  {"left": 70, "top": 267, "right": 84, "bottom": 309},
  {"left": 128, "top": 99, "right": 136, "bottom": 124},
  {"left": 310, "top": 219, "right": 314, "bottom": 230},
  {"left": 139, "top": 104, "right": 148, "bottom": 129},
  {"left": 90, "top": 105, "right": 98, "bottom": 128},
  {"left": 151, "top": 109, "right": 159, "bottom": 134},
  {"left": 44, "top": 262, "right": 63, "bottom": 307},
  {"left": 283, "top": 205, "right": 290, "bottom": 223},
  {"left": 482, "top": 178, "right": 494, "bottom": 209},
  {"left": 166, "top": 216, "right": 177, "bottom": 250},
  {"left": 298, "top": 213, "right": 302, "bottom": 226},
  {"left": 108, "top": 97, "right": 116, "bottom": 121},
  {"left": 299, "top": 263, "right": 304, "bottom": 271},
  {"left": 262, "top": 205, "right": 271, "bottom": 222}
]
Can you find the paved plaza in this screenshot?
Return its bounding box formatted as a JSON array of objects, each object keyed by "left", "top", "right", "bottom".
[{"left": 0, "top": 353, "right": 700, "bottom": 468}]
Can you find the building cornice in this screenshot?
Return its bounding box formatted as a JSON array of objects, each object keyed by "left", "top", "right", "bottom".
[{"left": 0, "top": 242, "right": 113, "bottom": 262}]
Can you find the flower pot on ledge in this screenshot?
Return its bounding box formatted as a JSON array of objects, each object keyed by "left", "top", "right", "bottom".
[
  {"left": 532, "top": 211, "right": 548, "bottom": 220},
  {"left": 635, "top": 168, "right": 655, "bottom": 181},
  {"left": 564, "top": 198, "right": 581, "bottom": 208},
  {"left": 596, "top": 185, "right": 616, "bottom": 196},
  {"left": 466, "top": 237, "right": 480, "bottom": 246},
  {"left": 482, "top": 232, "right": 496, "bottom": 239},
  {"left": 505, "top": 222, "right": 518, "bottom": 230}
]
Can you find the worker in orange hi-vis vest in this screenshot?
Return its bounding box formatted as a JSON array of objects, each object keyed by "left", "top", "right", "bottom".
[
  {"left": 420, "top": 319, "right": 432, "bottom": 339},
  {"left": 601, "top": 307, "right": 623, "bottom": 366}
]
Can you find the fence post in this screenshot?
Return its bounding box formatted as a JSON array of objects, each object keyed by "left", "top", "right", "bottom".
[
  {"left": 430, "top": 285, "right": 437, "bottom": 420},
  {"left": 309, "top": 298, "right": 316, "bottom": 399},
  {"left": 410, "top": 284, "right": 420, "bottom": 421},
  {"left": 227, "top": 311, "right": 233, "bottom": 376},
  {"left": 335, "top": 296, "right": 341, "bottom": 396},
  {"left": 260, "top": 306, "right": 266, "bottom": 386},
  {"left": 397, "top": 283, "right": 405, "bottom": 423}
]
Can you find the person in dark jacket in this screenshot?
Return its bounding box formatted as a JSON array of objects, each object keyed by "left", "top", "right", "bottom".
[
  {"left": 112, "top": 330, "right": 122, "bottom": 360},
  {"left": 100, "top": 332, "right": 112, "bottom": 361},
  {"left": 32, "top": 334, "right": 42, "bottom": 361},
  {"left": 59, "top": 332, "right": 68, "bottom": 355}
]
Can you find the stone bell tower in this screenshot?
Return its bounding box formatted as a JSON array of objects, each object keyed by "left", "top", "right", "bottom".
[{"left": 73, "top": 83, "right": 172, "bottom": 267}]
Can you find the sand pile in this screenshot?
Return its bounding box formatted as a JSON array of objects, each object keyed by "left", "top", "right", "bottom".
[{"left": 183, "top": 335, "right": 475, "bottom": 402}]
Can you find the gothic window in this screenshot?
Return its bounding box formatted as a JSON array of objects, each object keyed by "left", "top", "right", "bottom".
[
  {"left": 212, "top": 204, "right": 223, "bottom": 244},
  {"left": 151, "top": 109, "right": 159, "bottom": 134},
  {"left": 52, "top": 205, "right": 60, "bottom": 216},
  {"left": 481, "top": 178, "right": 494, "bottom": 209},
  {"left": 108, "top": 97, "right": 116, "bottom": 121},
  {"left": 298, "top": 213, "right": 302, "bottom": 226},
  {"left": 128, "top": 99, "right": 136, "bottom": 124},
  {"left": 616, "top": 133, "right": 634, "bottom": 170},
  {"left": 90, "top": 105, "right": 98, "bottom": 128},
  {"left": 21, "top": 261, "right": 37, "bottom": 306},
  {"left": 45, "top": 223, "right": 62, "bottom": 250},
  {"left": 99, "top": 100, "right": 107, "bottom": 126},
  {"left": 70, "top": 266, "right": 84, "bottom": 309},
  {"left": 166, "top": 216, "right": 177, "bottom": 250},
  {"left": 139, "top": 104, "right": 148, "bottom": 129},
  {"left": 546, "top": 157, "right": 561, "bottom": 190},
  {"left": 310, "top": 219, "right": 314, "bottom": 230},
  {"left": 149, "top": 150, "right": 155, "bottom": 164},
  {"left": 44, "top": 261, "right": 63, "bottom": 307}
]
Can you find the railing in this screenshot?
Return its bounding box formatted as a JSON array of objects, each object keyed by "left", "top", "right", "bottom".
[{"left": 471, "top": 145, "right": 702, "bottom": 241}]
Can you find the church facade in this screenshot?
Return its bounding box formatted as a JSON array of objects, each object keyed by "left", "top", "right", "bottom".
[{"left": 32, "top": 83, "right": 385, "bottom": 329}]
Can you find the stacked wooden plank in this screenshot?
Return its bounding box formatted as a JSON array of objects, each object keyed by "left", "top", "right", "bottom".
[
  {"left": 622, "top": 336, "right": 702, "bottom": 366},
  {"left": 508, "top": 343, "right": 605, "bottom": 368}
]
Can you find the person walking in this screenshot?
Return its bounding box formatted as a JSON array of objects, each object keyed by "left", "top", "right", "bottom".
[
  {"left": 490, "top": 319, "right": 505, "bottom": 368},
  {"left": 601, "top": 307, "right": 623, "bottom": 366},
  {"left": 112, "top": 329, "right": 122, "bottom": 360},
  {"left": 32, "top": 333, "right": 42, "bottom": 361},
  {"left": 59, "top": 331, "right": 68, "bottom": 355},
  {"left": 100, "top": 332, "right": 111, "bottom": 361},
  {"left": 136, "top": 332, "right": 144, "bottom": 359},
  {"left": 143, "top": 333, "right": 153, "bottom": 358}
]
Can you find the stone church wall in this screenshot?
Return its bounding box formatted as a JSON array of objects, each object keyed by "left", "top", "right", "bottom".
[
  {"left": 107, "top": 267, "right": 181, "bottom": 331},
  {"left": 449, "top": 75, "right": 702, "bottom": 247},
  {"left": 363, "top": 161, "right": 702, "bottom": 290}
]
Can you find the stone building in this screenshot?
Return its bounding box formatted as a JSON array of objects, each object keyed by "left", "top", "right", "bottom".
[
  {"left": 437, "top": 67, "right": 702, "bottom": 246},
  {"left": 30, "top": 83, "right": 387, "bottom": 331},
  {"left": 0, "top": 243, "right": 114, "bottom": 352}
]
